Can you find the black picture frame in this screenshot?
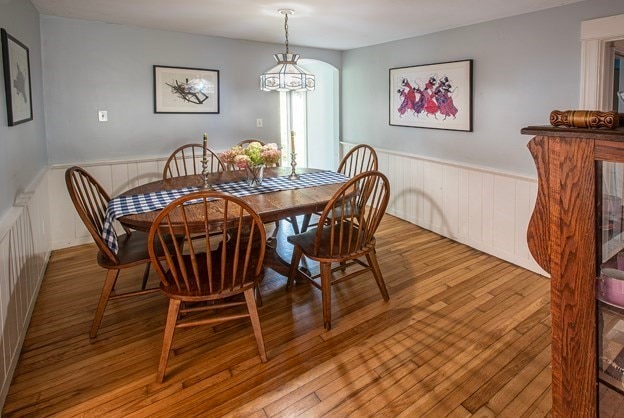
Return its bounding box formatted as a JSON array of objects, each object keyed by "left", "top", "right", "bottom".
[
  {"left": 389, "top": 59, "right": 473, "bottom": 132},
  {"left": 1, "top": 28, "right": 33, "bottom": 126},
  {"left": 154, "top": 65, "right": 220, "bottom": 114}
]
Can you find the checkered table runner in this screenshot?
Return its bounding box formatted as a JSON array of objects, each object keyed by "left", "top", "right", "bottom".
[{"left": 102, "top": 170, "right": 349, "bottom": 254}]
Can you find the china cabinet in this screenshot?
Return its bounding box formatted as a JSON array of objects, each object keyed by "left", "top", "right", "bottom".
[{"left": 523, "top": 125, "right": 624, "bottom": 417}]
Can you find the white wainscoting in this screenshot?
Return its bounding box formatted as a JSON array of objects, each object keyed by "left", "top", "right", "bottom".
[
  {"left": 0, "top": 169, "right": 51, "bottom": 406},
  {"left": 48, "top": 157, "right": 170, "bottom": 250},
  {"left": 341, "top": 142, "right": 545, "bottom": 275},
  {"left": 48, "top": 148, "right": 545, "bottom": 275}
]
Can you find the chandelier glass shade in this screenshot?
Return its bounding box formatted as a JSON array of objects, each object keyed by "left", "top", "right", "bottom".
[
  {"left": 260, "top": 53, "right": 315, "bottom": 91},
  {"left": 260, "top": 10, "right": 315, "bottom": 92}
]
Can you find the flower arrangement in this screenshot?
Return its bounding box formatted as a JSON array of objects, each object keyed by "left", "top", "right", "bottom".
[{"left": 220, "top": 142, "right": 281, "bottom": 169}]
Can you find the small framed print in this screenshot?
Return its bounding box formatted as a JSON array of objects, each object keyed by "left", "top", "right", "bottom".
[
  {"left": 1, "top": 28, "right": 33, "bottom": 126},
  {"left": 154, "top": 65, "right": 219, "bottom": 114},
  {"left": 389, "top": 59, "right": 472, "bottom": 132}
]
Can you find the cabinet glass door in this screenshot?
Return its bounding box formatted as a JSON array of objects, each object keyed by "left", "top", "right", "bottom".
[{"left": 598, "top": 161, "right": 624, "bottom": 411}]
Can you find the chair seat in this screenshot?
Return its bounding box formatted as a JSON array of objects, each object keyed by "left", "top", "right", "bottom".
[
  {"left": 287, "top": 222, "right": 375, "bottom": 262},
  {"left": 97, "top": 231, "right": 175, "bottom": 269},
  {"left": 160, "top": 252, "right": 261, "bottom": 301}
]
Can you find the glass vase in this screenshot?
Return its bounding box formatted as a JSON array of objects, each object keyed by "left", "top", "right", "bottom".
[{"left": 245, "top": 164, "right": 265, "bottom": 187}]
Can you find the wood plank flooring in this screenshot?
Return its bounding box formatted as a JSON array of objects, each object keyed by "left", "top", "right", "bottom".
[{"left": 2, "top": 215, "right": 552, "bottom": 416}]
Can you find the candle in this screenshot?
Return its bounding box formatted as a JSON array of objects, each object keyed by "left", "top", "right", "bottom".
[
  {"left": 290, "top": 130, "right": 295, "bottom": 154},
  {"left": 202, "top": 133, "right": 208, "bottom": 161}
]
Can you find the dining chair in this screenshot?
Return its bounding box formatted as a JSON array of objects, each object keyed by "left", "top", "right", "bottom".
[
  {"left": 300, "top": 144, "right": 379, "bottom": 233},
  {"left": 338, "top": 144, "right": 378, "bottom": 177},
  {"left": 286, "top": 170, "right": 391, "bottom": 330},
  {"left": 148, "top": 191, "right": 268, "bottom": 382},
  {"left": 163, "top": 143, "right": 225, "bottom": 179},
  {"left": 65, "top": 166, "right": 171, "bottom": 338}
]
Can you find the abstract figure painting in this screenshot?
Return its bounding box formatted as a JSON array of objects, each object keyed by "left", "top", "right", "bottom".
[
  {"left": 154, "top": 65, "right": 219, "bottom": 114},
  {"left": 1, "top": 29, "right": 33, "bottom": 126},
  {"left": 389, "top": 60, "right": 472, "bottom": 131}
]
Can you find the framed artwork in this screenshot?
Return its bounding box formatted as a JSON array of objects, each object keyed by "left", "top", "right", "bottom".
[
  {"left": 389, "top": 59, "right": 472, "bottom": 132},
  {"left": 1, "top": 28, "right": 33, "bottom": 126},
  {"left": 154, "top": 65, "right": 219, "bottom": 114}
]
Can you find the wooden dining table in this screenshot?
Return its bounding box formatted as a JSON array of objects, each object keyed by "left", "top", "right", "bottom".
[{"left": 117, "top": 167, "right": 343, "bottom": 276}]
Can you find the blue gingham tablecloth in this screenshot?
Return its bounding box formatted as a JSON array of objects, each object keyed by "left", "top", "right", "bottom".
[{"left": 102, "top": 170, "right": 349, "bottom": 254}]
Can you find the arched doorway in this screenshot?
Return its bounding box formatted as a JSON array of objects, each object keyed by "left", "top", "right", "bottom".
[{"left": 279, "top": 60, "right": 339, "bottom": 170}]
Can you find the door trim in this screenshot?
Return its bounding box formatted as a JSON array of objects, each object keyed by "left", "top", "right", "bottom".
[{"left": 580, "top": 14, "right": 624, "bottom": 110}]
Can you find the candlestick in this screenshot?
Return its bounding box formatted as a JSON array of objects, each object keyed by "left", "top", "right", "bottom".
[
  {"left": 288, "top": 131, "right": 299, "bottom": 180},
  {"left": 200, "top": 132, "right": 212, "bottom": 189}
]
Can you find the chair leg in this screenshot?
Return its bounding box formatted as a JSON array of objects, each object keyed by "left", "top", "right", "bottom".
[
  {"left": 244, "top": 288, "right": 268, "bottom": 362},
  {"left": 289, "top": 216, "right": 300, "bottom": 234},
  {"left": 286, "top": 245, "right": 304, "bottom": 291},
  {"left": 366, "top": 251, "right": 389, "bottom": 301},
  {"left": 301, "top": 213, "right": 312, "bottom": 233},
  {"left": 90, "top": 269, "right": 120, "bottom": 338},
  {"left": 141, "top": 263, "right": 151, "bottom": 290},
  {"left": 320, "top": 262, "right": 333, "bottom": 330},
  {"left": 255, "top": 284, "right": 263, "bottom": 308},
  {"left": 157, "top": 299, "right": 181, "bottom": 383}
]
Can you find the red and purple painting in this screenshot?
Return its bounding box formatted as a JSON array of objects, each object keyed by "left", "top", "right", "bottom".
[{"left": 389, "top": 60, "right": 472, "bottom": 132}]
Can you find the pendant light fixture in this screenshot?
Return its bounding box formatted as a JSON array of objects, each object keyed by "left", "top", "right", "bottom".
[{"left": 260, "top": 9, "right": 315, "bottom": 92}]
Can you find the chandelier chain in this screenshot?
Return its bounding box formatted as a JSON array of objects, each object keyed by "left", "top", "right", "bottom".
[{"left": 284, "top": 12, "right": 289, "bottom": 53}]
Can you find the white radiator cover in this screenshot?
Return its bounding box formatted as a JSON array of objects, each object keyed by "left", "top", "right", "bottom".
[{"left": 0, "top": 168, "right": 51, "bottom": 406}]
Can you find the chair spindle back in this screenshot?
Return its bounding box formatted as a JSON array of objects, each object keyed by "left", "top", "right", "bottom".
[
  {"left": 163, "top": 144, "right": 225, "bottom": 179},
  {"left": 314, "top": 171, "right": 390, "bottom": 258},
  {"left": 148, "top": 192, "right": 266, "bottom": 296},
  {"left": 338, "top": 144, "right": 378, "bottom": 177},
  {"left": 65, "top": 166, "right": 119, "bottom": 264}
]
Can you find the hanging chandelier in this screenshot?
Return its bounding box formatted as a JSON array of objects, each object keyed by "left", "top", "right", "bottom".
[{"left": 260, "top": 9, "right": 315, "bottom": 92}]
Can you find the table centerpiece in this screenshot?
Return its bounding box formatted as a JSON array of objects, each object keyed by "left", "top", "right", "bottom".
[{"left": 220, "top": 142, "right": 281, "bottom": 187}]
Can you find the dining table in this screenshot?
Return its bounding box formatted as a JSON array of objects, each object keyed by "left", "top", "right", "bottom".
[{"left": 115, "top": 167, "right": 346, "bottom": 276}]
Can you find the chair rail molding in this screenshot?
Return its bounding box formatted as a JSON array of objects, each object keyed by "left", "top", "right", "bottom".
[{"left": 579, "top": 14, "right": 624, "bottom": 110}]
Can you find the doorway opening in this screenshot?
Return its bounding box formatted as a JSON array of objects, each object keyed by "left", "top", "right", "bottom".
[
  {"left": 579, "top": 14, "right": 624, "bottom": 110},
  {"left": 279, "top": 60, "right": 339, "bottom": 170},
  {"left": 614, "top": 40, "right": 624, "bottom": 112}
]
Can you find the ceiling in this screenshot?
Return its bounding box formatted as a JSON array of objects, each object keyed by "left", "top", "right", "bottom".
[{"left": 31, "top": 0, "right": 584, "bottom": 51}]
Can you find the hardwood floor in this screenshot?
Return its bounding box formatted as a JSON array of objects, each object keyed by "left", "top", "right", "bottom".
[{"left": 3, "top": 215, "right": 552, "bottom": 416}]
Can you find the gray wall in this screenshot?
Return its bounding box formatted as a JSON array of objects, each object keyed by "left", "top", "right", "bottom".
[
  {"left": 341, "top": 0, "right": 624, "bottom": 176},
  {"left": 40, "top": 16, "right": 341, "bottom": 164},
  {"left": 0, "top": 0, "right": 47, "bottom": 218}
]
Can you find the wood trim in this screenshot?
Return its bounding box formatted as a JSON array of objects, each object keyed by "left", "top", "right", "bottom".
[
  {"left": 595, "top": 139, "right": 624, "bottom": 161},
  {"left": 526, "top": 136, "right": 550, "bottom": 272}
]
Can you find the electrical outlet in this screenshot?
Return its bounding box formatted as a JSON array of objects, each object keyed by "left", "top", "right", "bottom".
[
  {"left": 256, "top": 118, "right": 263, "bottom": 128},
  {"left": 98, "top": 111, "right": 108, "bottom": 122}
]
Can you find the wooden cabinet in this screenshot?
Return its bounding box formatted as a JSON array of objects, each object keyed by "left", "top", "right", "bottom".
[{"left": 523, "top": 125, "right": 624, "bottom": 417}]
